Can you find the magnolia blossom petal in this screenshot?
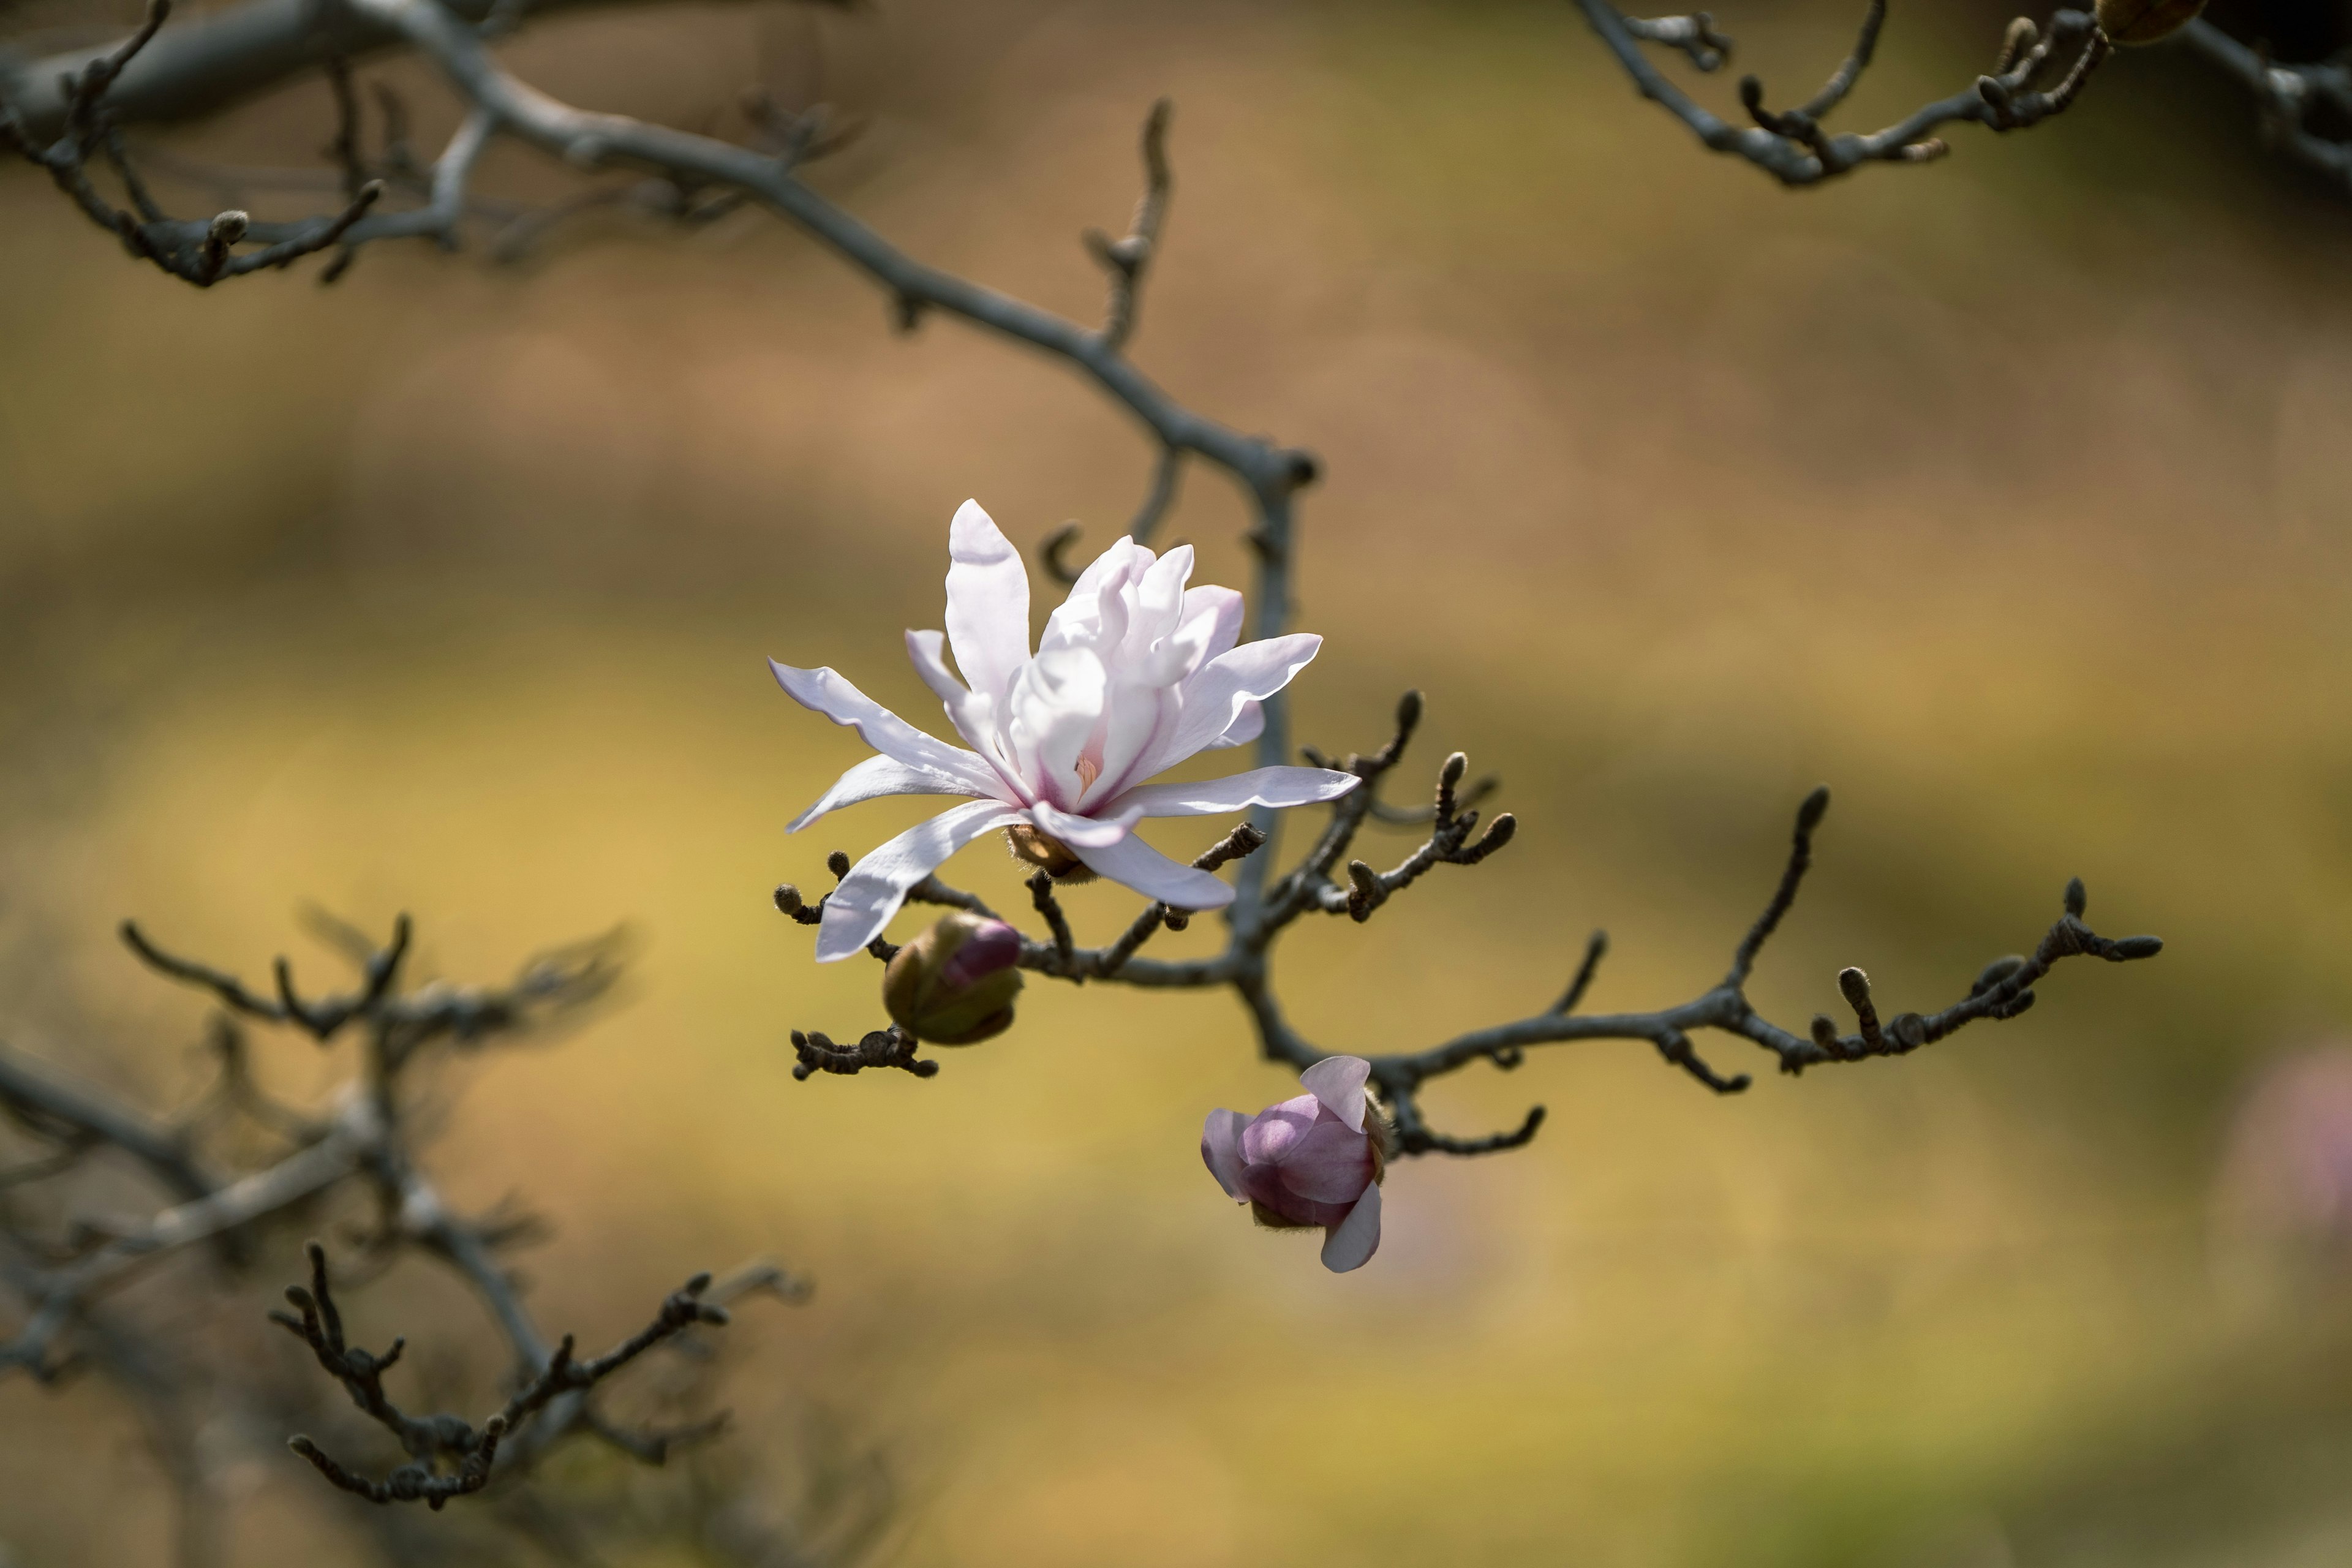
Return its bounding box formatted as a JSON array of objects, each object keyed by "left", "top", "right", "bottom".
[
  {"left": 771, "top": 661, "right": 1007, "bottom": 805},
  {"left": 790, "top": 754, "right": 986, "bottom": 835},
  {"left": 1132, "top": 545, "right": 1194, "bottom": 651},
  {"left": 1028, "top": 801, "right": 1145, "bottom": 849},
  {"left": 1274, "top": 1119, "right": 1376, "bottom": 1204},
  {"left": 815, "top": 799, "right": 1026, "bottom": 961},
  {"left": 1145, "top": 633, "right": 1324, "bottom": 777},
  {"left": 944, "top": 500, "right": 1031, "bottom": 703},
  {"left": 1177, "top": 584, "right": 1244, "bottom": 670},
  {"left": 903, "top": 629, "right": 968, "bottom": 706},
  {"left": 1207, "top": 699, "right": 1265, "bottom": 750},
  {"left": 1200, "top": 1109, "right": 1250, "bottom": 1201},
  {"left": 1082, "top": 680, "right": 1177, "bottom": 810},
  {"left": 1239, "top": 1095, "right": 1322, "bottom": 1164},
  {"left": 1320, "top": 1182, "right": 1382, "bottom": 1274},
  {"left": 905, "top": 629, "right": 1023, "bottom": 794},
  {"left": 1111, "top": 767, "right": 1359, "bottom": 820},
  {"left": 1006, "top": 647, "right": 1106, "bottom": 808},
  {"left": 1300, "top": 1055, "right": 1371, "bottom": 1133},
  {"left": 1040, "top": 538, "right": 1146, "bottom": 657},
  {"left": 1069, "top": 830, "right": 1237, "bottom": 909}
]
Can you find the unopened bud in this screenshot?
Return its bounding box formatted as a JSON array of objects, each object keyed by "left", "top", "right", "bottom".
[
  {"left": 2094, "top": 0, "right": 2206, "bottom": 45},
  {"left": 882, "top": 912, "right": 1023, "bottom": 1045},
  {"left": 208, "top": 209, "right": 249, "bottom": 244}
]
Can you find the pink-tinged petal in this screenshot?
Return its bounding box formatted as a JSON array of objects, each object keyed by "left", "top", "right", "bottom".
[
  {"left": 1079, "top": 680, "right": 1177, "bottom": 810},
  {"left": 1240, "top": 1164, "right": 1354, "bottom": 1228},
  {"left": 1319, "top": 1181, "right": 1382, "bottom": 1273},
  {"left": 1205, "top": 698, "right": 1264, "bottom": 750},
  {"left": 813, "top": 800, "right": 1025, "bottom": 961},
  {"left": 1177, "top": 585, "right": 1244, "bottom": 673},
  {"left": 1003, "top": 646, "right": 1106, "bottom": 809},
  {"left": 770, "top": 660, "right": 1007, "bottom": 806},
  {"left": 944, "top": 500, "right": 1031, "bottom": 704},
  {"left": 1201, "top": 1109, "right": 1250, "bottom": 1201},
  {"left": 1300, "top": 1055, "right": 1371, "bottom": 1133},
  {"left": 789, "top": 755, "right": 987, "bottom": 834},
  {"left": 1239, "top": 1095, "right": 1322, "bottom": 1164},
  {"left": 1236, "top": 1159, "right": 1298, "bottom": 1218},
  {"left": 1068, "top": 829, "right": 1237, "bottom": 910},
  {"left": 1141, "top": 634, "right": 1324, "bottom": 778},
  {"left": 1272, "top": 1120, "right": 1375, "bottom": 1204},
  {"left": 1109, "top": 767, "right": 1359, "bottom": 821},
  {"left": 1027, "top": 801, "right": 1145, "bottom": 850}
]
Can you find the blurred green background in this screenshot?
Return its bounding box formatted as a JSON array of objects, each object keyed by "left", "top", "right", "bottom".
[{"left": 6, "top": 1, "right": 2352, "bottom": 1563}]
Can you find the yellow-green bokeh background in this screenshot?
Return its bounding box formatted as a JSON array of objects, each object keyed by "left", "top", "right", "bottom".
[{"left": 6, "top": 1, "right": 2352, "bottom": 1562}]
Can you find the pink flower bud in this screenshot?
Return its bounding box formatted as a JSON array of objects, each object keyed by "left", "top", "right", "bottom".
[
  {"left": 882, "top": 913, "right": 1024, "bottom": 1045},
  {"left": 1200, "top": 1056, "right": 1385, "bottom": 1273},
  {"left": 936, "top": 917, "right": 1023, "bottom": 991}
]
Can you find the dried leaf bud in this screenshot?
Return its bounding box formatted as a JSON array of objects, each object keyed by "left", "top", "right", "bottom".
[
  {"left": 2094, "top": 0, "right": 2206, "bottom": 45},
  {"left": 1005, "top": 824, "right": 1095, "bottom": 882},
  {"left": 881, "top": 912, "right": 1024, "bottom": 1045},
  {"left": 208, "top": 209, "right": 250, "bottom": 244}
]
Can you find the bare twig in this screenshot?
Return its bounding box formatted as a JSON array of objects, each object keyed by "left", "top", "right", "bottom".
[
  {"left": 1082, "top": 97, "right": 1170, "bottom": 353},
  {"left": 1578, "top": 2, "right": 2112, "bottom": 187},
  {"left": 788, "top": 1025, "right": 934, "bottom": 1080},
  {"left": 277, "top": 1242, "right": 733, "bottom": 1509}
]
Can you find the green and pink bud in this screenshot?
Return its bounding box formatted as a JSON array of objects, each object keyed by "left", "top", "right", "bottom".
[{"left": 882, "top": 912, "right": 1025, "bottom": 1045}]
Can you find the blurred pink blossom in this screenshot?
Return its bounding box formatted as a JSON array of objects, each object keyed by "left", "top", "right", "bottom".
[
  {"left": 2218, "top": 1045, "right": 2352, "bottom": 1252},
  {"left": 1202, "top": 1055, "right": 1385, "bottom": 1273}
]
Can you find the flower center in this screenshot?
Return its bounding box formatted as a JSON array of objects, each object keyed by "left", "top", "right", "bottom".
[{"left": 1075, "top": 755, "right": 1101, "bottom": 795}]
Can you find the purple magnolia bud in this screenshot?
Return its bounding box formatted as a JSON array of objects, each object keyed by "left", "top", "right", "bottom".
[
  {"left": 937, "top": 917, "right": 1022, "bottom": 991},
  {"left": 1200, "top": 1055, "right": 1386, "bottom": 1273},
  {"left": 882, "top": 913, "right": 1025, "bottom": 1045}
]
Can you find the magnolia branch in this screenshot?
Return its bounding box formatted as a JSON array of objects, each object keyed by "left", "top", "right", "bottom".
[
  {"left": 276, "top": 1242, "right": 734, "bottom": 1509},
  {"left": 780, "top": 690, "right": 2161, "bottom": 1155},
  {"left": 2178, "top": 20, "right": 2352, "bottom": 196},
  {"left": 1574, "top": 2, "right": 2111, "bottom": 186},
  {"left": 2, "top": 0, "right": 2166, "bottom": 1308},
  {"left": 2, "top": 914, "right": 799, "bottom": 1541}
]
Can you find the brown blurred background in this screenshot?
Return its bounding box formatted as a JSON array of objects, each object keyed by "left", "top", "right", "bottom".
[{"left": 7, "top": 0, "right": 2352, "bottom": 1562}]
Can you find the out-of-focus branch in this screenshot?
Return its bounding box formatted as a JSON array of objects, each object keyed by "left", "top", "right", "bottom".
[
  {"left": 4, "top": 911, "right": 810, "bottom": 1551},
  {"left": 2179, "top": 19, "right": 2352, "bottom": 197},
  {"left": 3, "top": 1098, "right": 375, "bottom": 1380},
  {"left": 0, "top": 1042, "right": 222, "bottom": 1210},
  {"left": 0, "top": 1, "right": 387, "bottom": 285},
  {"left": 0, "top": 0, "right": 791, "bottom": 140},
  {"left": 277, "top": 1242, "right": 733, "bottom": 1509},
  {"left": 1082, "top": 96, "right": 1170, "bottom": 355},
  {"left": 1574, "top": 2, "right": 2113, "bottom": 186}
]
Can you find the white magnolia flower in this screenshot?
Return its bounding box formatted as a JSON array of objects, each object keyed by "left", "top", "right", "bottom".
[{"left": 774, "top": 500, "right": 1359, "bottom": 960}]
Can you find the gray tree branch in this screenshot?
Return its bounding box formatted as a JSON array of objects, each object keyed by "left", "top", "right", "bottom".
[{"left": 1572, "top": 1, "right": 2111, "bottom": 186}]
